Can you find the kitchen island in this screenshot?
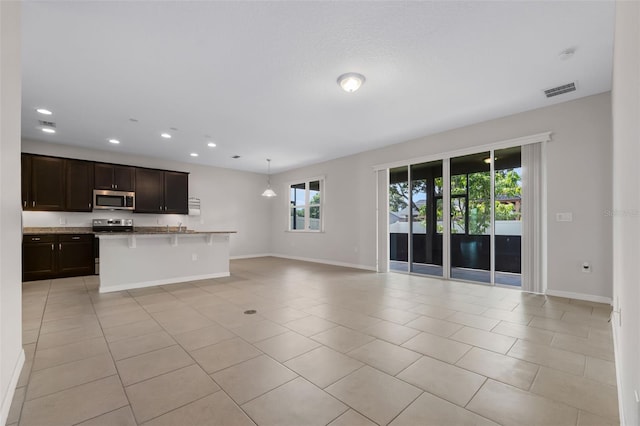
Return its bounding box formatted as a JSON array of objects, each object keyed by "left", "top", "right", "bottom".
[{"left": 97, "top": 230, "right": 236, "bottom": 293}]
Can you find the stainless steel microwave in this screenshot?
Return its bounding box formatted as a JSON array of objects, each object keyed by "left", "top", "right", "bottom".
[{"left": 93, "top": 189, "right": 135, "bottom": 211}]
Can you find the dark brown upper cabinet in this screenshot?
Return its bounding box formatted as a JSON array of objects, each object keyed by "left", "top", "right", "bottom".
[
  {"left": 164, "top": 171, "right": 188, "bottom": 214},
  {"left": 21, "top": 154, "right": 31, "bottom": 209},
  {"left": 135, "top": 168, "right": 164, "bottom": 213},
  {"left": 65, "top": 159, "right": 94, "bottom": 212},
  {"left": 135, "top": 169, "right": 188, "bottom": 214},
  {"left": 21, "top": 153, "right": 188, "bottom": 214},
  {"left": 23, "top": 155, "right": 66, "bottom": 211},
  {"left": 94, "top": 163, "right": 135, "bottom": 191}
]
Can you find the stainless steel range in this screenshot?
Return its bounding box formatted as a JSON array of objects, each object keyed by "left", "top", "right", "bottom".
[
  {"left": 92, "top": 218, "right": 134, "bottom": 233},
  {"left": 92, "top": 219, "right": 134, "bottom": 275}
]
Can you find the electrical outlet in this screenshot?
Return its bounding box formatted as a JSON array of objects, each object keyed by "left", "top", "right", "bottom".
[
  {"left": 556, "top": 212, "right": 573, "bottom": 222},
  {"left": 191, "top": 254, "right": 198, "bottom": 261}
]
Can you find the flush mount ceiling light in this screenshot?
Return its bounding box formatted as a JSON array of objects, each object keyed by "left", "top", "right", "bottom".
[
  {"left": 337, "top": 72, "right": 366, "bottom": 93},
  {"left": 108, "top": 139, "right": 120, "bottom": 144},
  {"left": 36, "top": 108, "right": 52, "bottom": 115},
  {"left": 41, "top": 128, "right": 56, "bottom": 134},
  {"left": 161, "top": 133, "right": 172, "bottom": 139},
  {"left": 190, "top": 153, "right": 199, "bottom": 157},
  {"left": 261, "top": 159, "right": 277, "bottom": 197},
  {"left": 207, "top": 142, "right": 217, "bottom": 148}
]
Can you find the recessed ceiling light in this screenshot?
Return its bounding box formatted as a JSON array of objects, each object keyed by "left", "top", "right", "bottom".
[
  {"left": 108, "top": 139, "right": 120, "bottom": 144},
  {"left": 42, "top": 128, "right": 56, "bottom": 134},
  {"left": 190, "top": 153, "right": 199, "bottom": 157},
  {"left": 129, "top": 118, "right": 139, "bottom": 122},
  {"left": 161, "top": 133, "right": 172, "bottom": 139},
  {"left": 36, "top": 108, "right": 52, "bottom": 115},
  {"left": 207, "top": 142, "right": 217, "bottom": 148},
  {"left": 337, "top": 72, "right": 366, "bottom": 93}
]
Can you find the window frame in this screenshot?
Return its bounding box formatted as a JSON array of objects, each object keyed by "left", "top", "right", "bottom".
[{"left": 287, "top": 176, "right": 325, "bottom": 232}]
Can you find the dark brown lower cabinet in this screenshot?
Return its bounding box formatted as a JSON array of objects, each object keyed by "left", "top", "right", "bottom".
[{"left": 23, "top": 234, "right": 94, "bottom": 281}]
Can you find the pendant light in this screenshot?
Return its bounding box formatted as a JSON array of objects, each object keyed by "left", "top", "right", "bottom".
[{"left": 261, "top": 159, "right": 277, "bottom": 197}]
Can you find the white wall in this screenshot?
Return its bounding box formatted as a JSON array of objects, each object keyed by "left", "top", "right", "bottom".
[
  {"left": 21, "top": 140, "right": 272, "bottom": 258},
  {"left": 270, "top": 93, "right": 613, "bottom": 301},
  {"left": 0, "top": 2, "right": 24, "bottom": 424},
  {"left": 611, "top": 1, "right": 640, "bottom": 424}
]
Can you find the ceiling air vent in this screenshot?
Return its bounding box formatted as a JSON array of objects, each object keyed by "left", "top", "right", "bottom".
[
  {"left": 38, "top": 120, "right": 56, "bottom": 127},
  {"left": 543, "top": 82, "right": 577, "bottom": 98}
]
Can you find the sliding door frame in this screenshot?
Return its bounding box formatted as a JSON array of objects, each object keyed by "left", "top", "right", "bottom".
[{"left": 378, "top": 132, "right": 551, "bottom": 288}]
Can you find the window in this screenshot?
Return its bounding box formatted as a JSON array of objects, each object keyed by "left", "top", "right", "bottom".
[{"left": 289, "top": 179, "right": 323, "bottom": 231}]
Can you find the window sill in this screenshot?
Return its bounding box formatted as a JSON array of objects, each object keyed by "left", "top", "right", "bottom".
[{"left": 285, "top": 230, "right": 324, "bottom": 233}]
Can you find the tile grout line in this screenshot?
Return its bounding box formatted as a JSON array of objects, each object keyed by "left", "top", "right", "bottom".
[{"left": 16, "top": 279, "right": 52, "bottom": 426}]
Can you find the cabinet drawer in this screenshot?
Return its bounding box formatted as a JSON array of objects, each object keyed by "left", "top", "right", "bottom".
[
  {"left": 23, "top": 234, "right": 55, "bottom": 243},
  {"left": 59, "top": 234, "right": 93, "bottom": 243}
]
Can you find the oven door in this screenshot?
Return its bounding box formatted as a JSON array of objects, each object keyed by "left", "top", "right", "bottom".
[{"left": 93, "top": 190, "right": 135, "bottom": 210}]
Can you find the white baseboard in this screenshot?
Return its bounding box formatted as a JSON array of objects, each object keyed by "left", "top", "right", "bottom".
[
  {"left": 99, "top": 272, "right": 230, "bottom": 293},
  {"left": 545, "top": 289, "right": 612, "bottom": 305},
  {"left": 1, "top": 348, "right": 25, "bottom": 426},
  {"left": 230, "top": 253, "right": 273, "bottom": 260},
  {"left": 268, "top": 253, "right": 377, "bottom": 272}
]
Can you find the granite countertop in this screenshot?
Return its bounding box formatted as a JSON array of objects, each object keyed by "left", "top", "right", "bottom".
[
  {"left": 23, "top": 227, "right": 94, "bottom": 234},
  {"left": 23, "top": 227, "right": 237, "bottom": 235}
]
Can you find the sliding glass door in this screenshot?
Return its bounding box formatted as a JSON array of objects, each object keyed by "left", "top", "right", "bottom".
[
  {"left": 450, "top": 152, "right": 492, "bottom": 283},
  {"left": 494, "top": 147, "right": 522, "bottom": 286},
  {"left": 389, "top": 146, "right": 524, "bottom": 287},
  {"left": 389, "top": 167, "right": 409, "bottom": 272},
  {"left": 410, "top": 161, "right": 443, "bottom": 276}
]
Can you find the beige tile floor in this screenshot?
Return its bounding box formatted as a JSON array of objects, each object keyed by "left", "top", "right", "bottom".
[{"left": 9, "top": 257, "right": 619, "bottom": 426}]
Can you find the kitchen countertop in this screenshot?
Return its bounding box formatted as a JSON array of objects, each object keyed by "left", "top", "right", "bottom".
[{"left": 23, "top": 227, "right": 236, "bottom": 235}]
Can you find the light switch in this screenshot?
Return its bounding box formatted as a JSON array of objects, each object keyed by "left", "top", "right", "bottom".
[{"left": 556, "top": 212, "right": 573, "bottom": 222}]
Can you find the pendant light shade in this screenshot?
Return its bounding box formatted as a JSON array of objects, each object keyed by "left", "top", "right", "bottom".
[{"left": 261, "top": 159, "right": 277, "bottom": 197}]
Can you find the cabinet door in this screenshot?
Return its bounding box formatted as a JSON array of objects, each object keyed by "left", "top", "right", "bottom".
[
  {"left": 135, "top": 168, "right": 164, "bottom": 213},
  {"left": 58, "top": 235, "right": 94, "bottom": 277},
  {"left": 94, "top": 163, "right": 114, "bottom": 189},
  {"left": 113, "top": 166, "right": 135, "bottom": 191},
  {"left": 30, "top": 156, "right": 65, "bottom": 210},
  {"left": 22, "top": 235, "right": 56, "bottom": 281},
  {"left": 66, "top": 160, "right": 94, "bottom": 211},
  {"left": 164, "top": 172, "right": 188, "bottom": 214},
  {"left": 21, "top": 154, "right": 31, "bottom": 210}
]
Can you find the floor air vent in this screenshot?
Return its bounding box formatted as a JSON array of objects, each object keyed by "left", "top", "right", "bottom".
[{"left": 544, "top": 82, "right": 576, "bottom": 98}]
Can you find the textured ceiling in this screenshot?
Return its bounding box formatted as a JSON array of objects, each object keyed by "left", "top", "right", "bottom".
[{"left": 21, "top": 1, "right": 615, "bottom": 173}]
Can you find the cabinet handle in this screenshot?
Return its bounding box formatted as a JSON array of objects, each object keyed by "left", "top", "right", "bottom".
[
  {"left": 51, "top": 244, "right": 54, "bottom": 251},
  {"left": 89, "top": 203, "right": 92, "bottom": 209},
  {"left": 115, "top": 184, "right": 118, "bottom": 189},
  {"left": 72, "top": 236, "right": 80, "bottom": 240},
  {"left": 32, "top": 237, "right": 40, "bottom": 241},
  {"left": 32, "top": 201, "right": 35, "bottom": 207},
  {"left": 23, "top": 201, "right": 26, "bottom": 208},
  {"left": 59, "top": 243, "right": 62, "bottom": 251},
  {"left": 160, "top": 205, "right": 163, "bottom": 211}
]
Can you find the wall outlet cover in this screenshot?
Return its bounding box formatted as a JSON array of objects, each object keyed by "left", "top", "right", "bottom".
[{"left": 556, "top": 212, "right": 573, "bottom": 222}]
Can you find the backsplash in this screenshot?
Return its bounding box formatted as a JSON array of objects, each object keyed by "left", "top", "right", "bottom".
[{"left": 22, "top": 211, "right": 189, "bottom": 230}]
